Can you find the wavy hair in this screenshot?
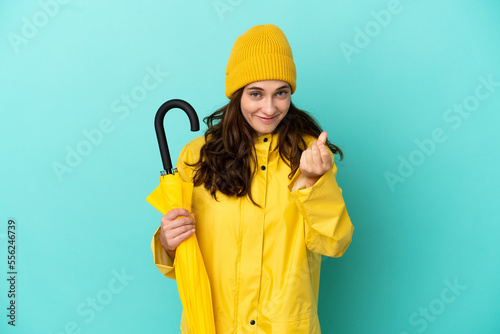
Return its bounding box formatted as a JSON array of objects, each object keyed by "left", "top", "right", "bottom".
[{"left": 186, "top": 87, "right": 343, "bottom": 207}]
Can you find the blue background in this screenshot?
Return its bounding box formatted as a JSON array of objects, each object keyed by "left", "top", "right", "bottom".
[{"left": 1, "top": 0, "right": 499, "bottom": 333}]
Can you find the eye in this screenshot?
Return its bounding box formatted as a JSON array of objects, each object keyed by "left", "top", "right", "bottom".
[
  {"left": 250, "top": 92, "right": 261, "bottom": 98},
  {"left": 277, "top": 91, "right": 288, "bottom": 97}
]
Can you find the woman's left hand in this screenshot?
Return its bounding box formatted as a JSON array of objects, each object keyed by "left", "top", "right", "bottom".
[{"left": 299, "top": 131, "right": 333, "bottom": 187}]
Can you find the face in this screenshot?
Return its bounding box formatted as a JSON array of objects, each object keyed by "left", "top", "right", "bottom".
[{"left": 240, "top": 80, "right": 291, "bottom": 137}]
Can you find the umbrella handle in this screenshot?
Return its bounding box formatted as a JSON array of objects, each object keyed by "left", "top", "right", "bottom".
[{"left": 154, "top": 99, "right": 200, "bottom": 175}]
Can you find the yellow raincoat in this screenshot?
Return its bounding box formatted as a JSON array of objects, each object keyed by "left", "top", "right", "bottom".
[{"left": 151, "top": 132, "right": 354, "bottom": 333}]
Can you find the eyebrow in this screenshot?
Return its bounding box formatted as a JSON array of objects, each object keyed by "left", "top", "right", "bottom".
[{"left": 246, "top": 84, "right": 290, "bottom": 91}]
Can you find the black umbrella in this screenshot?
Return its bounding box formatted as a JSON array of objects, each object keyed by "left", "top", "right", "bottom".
[{"left": 154, "top": 99, "right": 200, "bottom": 175}]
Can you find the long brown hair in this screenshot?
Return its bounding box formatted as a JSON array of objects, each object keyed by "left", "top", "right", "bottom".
[{"left": 186, "top": 87, "right": 343, "bottom": 207}]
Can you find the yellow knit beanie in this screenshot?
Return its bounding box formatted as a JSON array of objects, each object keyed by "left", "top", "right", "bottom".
[{"left": 225, "top": 24, "right": 296, "bottom": 98}]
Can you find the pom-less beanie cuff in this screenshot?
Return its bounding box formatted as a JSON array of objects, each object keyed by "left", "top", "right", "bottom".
[
  {"left": 225, "top": 53, "right": 296, "bottom": 98},
  {"left": 225, "top": 24, "right": 297, "bottom": 99}
]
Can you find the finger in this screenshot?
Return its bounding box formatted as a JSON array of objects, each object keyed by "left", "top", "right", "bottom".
[
  {"left": 170, "top": 228, "right": 196, "bottom": 247},
  {"left": 317, "top": 131, "right": 327, "bottom": 145},
  {"left": 302, "top": 147, "right": 312, "bottom": 169},
  {"left": 178, "top": 228, "right": 196, "bottom": 243},
  {"left": 318, "top": 143, "right": 331, "bottom": 162},
  {"left": 321, "top": 154, "right": 333, "bottom": 171},
  {"left": 163, "top": 215, "right": 195, "bottom": 231},
  {"left": 164, "top": 208, "right": 191, "bottom": 220},
  {"left": 170, "top": 222, "right": 196, "bottom": 236},
  {"left": 166, "top": 221, "right": 195, "bottom": 242},
  {"left": 171, "top": 219, "right": 195, "bottom": 235},
  {"left": 311, "top": 142, "right": 321, "bottom": 166}
]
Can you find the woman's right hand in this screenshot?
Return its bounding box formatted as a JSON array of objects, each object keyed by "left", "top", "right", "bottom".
[{"left": 159, "top": 208, "right": 196, "bottom": 259}]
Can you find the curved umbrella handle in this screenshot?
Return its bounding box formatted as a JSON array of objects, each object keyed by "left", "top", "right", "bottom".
[{"left": 154, "top": 99, "right": 200, "bottom": 175}]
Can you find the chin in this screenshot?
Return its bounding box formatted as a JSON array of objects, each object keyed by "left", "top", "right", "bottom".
[{"left": 256, "top": 128, "right": 276, "bottom": 136}]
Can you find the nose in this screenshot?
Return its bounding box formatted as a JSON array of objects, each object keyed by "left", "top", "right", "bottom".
[{"left": 262, "top": 97, "right": 276, "bottom": 116}]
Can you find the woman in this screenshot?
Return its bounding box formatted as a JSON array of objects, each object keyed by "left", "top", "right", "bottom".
[{"left": 151, "top": 24, "right": 354, "bottom": 333}]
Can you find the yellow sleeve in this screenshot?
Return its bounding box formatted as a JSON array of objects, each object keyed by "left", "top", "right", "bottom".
[
  {"left": 151, "top": 226, "right": 176, "bottom": 279},
  {"left": 287, "top": 155, "right": 354, "bottom": 258}
]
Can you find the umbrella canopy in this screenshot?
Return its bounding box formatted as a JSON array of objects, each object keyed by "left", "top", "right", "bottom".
[{"left": 146, "top": 99, "right": 216, "bottom": 333}]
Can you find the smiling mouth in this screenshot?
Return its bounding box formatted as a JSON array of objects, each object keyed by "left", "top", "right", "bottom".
[{"left": 257, "top": 116, "right": 278, "bottom": 122}]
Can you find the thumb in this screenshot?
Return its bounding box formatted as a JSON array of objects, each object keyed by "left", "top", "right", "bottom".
[{"left": 317, "top": 131, "right": 327, "bottom": 145}]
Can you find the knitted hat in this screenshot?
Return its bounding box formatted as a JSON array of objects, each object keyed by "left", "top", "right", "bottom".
[{"left": 225, "top": 24, "right": 296, "bottom": 98}]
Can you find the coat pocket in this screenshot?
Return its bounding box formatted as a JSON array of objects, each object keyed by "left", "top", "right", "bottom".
[{"left": 271, "top": 312, "right": 320, "bottom": 334}]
